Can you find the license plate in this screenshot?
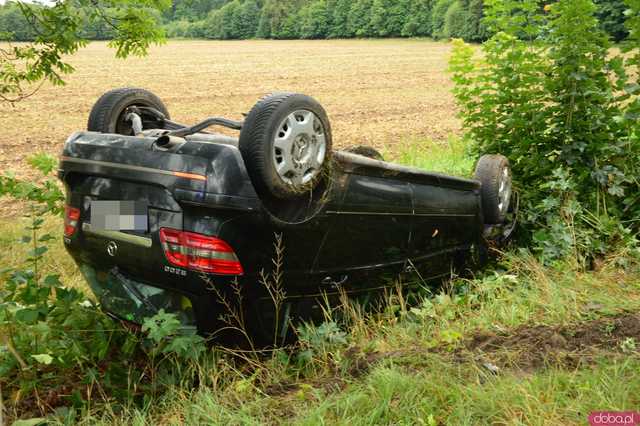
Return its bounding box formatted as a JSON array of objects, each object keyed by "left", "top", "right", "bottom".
[{"left": 90, "top": 201, "right": 148, "bottom": 232}]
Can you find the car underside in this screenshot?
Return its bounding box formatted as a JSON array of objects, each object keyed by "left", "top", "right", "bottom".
[{"left": 59, "top": 88, "right": 516, "bottom": 344}]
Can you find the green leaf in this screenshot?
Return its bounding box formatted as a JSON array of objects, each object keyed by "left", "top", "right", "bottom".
[
  {"left": 38, "top": 233, "right": 55, "bottom": 242},
  {"left": 624, "top": 83, "right": 640, "bottom": 95},
  {"left": 31, "top": 354, "right": 54, "bottom": 365},
  {"left": 15, "top": 308, "right": 40, "bottom": 324},
  {"left": 11, "top": 419, "right": 47, "bottom": 426},
  {"left": 27, "top": 154, "right": 57, "bottom": 176},
  {"left": 43, "top": 274, "right": 62, "bottom": 288},
  {"left": 28, "top": 246, "right": 48, "bottom": 258}
]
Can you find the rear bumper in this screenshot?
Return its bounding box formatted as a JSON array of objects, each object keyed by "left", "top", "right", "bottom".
[{"left": 79, "top": 263, "right": 198, "bottom": 331}]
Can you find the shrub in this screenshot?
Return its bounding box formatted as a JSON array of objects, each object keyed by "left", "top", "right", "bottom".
[
  {"left": 443, "top": 1, "right": 468, "bottom": 39},
  {"left": 402, "top": 0, "right": 434, "bottom": 37},
  {"left": 461, "top": 0, "right": 488, "bottom": 42},
  {"left": 347, "top": 0, "right": 375, "bottom": 37},
  {"left": 432, "top": 0, "right": 455, "bottom": 39},
  {"left": 329, "top": 0, "right": 353, "bottom": 38},
  {"left": 0, "top": 156, "right": 208, "bottom": 420},
  {"left": 299, "top": 0, "right": 331, "bottom": 39},
  {"left": 450, "top": 0, "right": 640, "bottom": 263},
  {"left": 595, "top": 0, "right": 629, "bottom": 42}
]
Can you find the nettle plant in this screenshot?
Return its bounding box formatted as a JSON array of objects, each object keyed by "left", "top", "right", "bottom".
[{"left": 450, "top": 0, "right": 640, "bottom": 264}]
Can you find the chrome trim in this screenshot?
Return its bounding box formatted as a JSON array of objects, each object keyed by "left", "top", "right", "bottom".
[{"left": 82, "top": 223, "right": 153, "bottom": 248}]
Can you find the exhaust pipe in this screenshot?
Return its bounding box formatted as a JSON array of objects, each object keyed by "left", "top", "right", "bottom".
[{"left": 154, "top": 134, "right": 187, "bottom": 151}]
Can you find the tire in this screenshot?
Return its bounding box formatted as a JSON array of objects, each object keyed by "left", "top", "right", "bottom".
[
  {"left": 474, "top": 154, "right": 512, "bottom": 224},
  {"left": 345, "top": 146, "right": 384, "bottom": 161},
  {"left": 87, "top": 87, "right": 170, "bottom": 135},
  {"left": 239, "top": 93, "right": 332, "bottom": 200}
]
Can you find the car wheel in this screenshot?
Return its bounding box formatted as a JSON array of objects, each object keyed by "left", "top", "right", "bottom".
[
  {"left": 345, "top": 146, "right": 384, "bottom": 161},
  {"left": 239, "top": 93, "right": 332, "bottom": 199},
  {"left": 87, "top": 87, "right": 170, "bottom": 135},
  {"left": 474, "top": 154, "right": 512, "bottom": 224}
]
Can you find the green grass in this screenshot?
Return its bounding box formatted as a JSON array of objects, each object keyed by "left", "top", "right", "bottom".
[
  {"left": 2, "top": 140, "right": 640, "bottom": 425},
  {"left": 391, "top": 136, "right": 475, "bottom": 177},
  {"left": 0, "top": 211, "right": 86, "bottom": 292},
  {"left": 66, "top": 253, "right": 639, "bottom": 426}
]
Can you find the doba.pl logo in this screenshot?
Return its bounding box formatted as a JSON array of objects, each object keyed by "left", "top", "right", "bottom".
[{"left": 589, "top": 412, "right": 640, "bottom": 426}]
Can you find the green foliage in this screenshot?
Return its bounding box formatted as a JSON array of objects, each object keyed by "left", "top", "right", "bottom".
[
  {"left": 431, "top": 0, "right": 455, "bottom": 39},
  {"left": 450, "top": 0, "right": 640, "bottom": 263},
  {"left": 256, "top": 0, "right": 304, "bottom": 39},
  {"left": 1, "top": 0, "right": 633, "bottom": 45},
  {"left": 299, "top": 0, "right": 332, "bottom": 39},
  {"left": 595, "top": 0, "right": 629, "bottom": 42},
  {"left": 142, "top": 309, "right": 205, "bottom": 360},
  {"left": 297, "top": 321, "right": 348, "bottom": 364},
  {"left": 328, "top": 0, "right": 353, "bottom": 38},
  {"left": 0, "top": 3, "right": 38, "bottom": 41},
  {"left": 347, "top": 0, "right": 375, "bottom": 37},
  {"left": 0, "top": 154, "right": 64, "bottom": 216},
  {"left": 0, "top": 0, "right": 169, "bottom": 103},
  {"left": 209, "top": 0, "right": 261, "bottom": 40},
  {"left": 166, "top": 0, "right": 225, "bottom": 22},
  {"left": 0, "top": 155, "right": 207, "bottom": 420},
  {"left": 460, "top": 0, "right": 488, "bottom": 41},
  {"left": 370, "top": 0, "right": 409, "bottom": 37},
  {"left": 402, "top": 0, "right": 434, "bottom": 37},
  {"left": 443, "top": 1, "right": 467, "bottom": 38}
]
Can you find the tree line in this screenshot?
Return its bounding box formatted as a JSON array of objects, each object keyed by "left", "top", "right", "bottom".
[{"left": 0, "top": 0, "right": 630, "bottom": 43}]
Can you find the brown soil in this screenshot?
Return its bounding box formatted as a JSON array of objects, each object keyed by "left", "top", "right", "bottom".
[
  {"left": 463, "top": 312, "right": 640, "bottom": 371},
  {"left": 265, "top": 312, "right": 640, "bottom": 400},
  {"left": 0, "top": 39, "right": 459, "bottom": 180}
]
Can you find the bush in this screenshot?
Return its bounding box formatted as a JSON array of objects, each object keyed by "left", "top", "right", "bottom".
[
  {"left": 402, "top": 0, "right": 434, "bottom": 37},
  {"left": 443, "top": 1, "right": 468, "bottom": 39},
  {"left": 431, "top": 0, "right": 454, "bottom": 39},
  {"left": 450, "top": 0, "right": 640, "bottom": 263},
  {"left": 595, "top": 0, "right": 629, "bottom": 42},
  {"left": 329, "top": 0, "right": 353, "bottom": 38},
  {"left": 0, "top": 3, "right": 38, "bottom": 41},
  {"left": 299, "top": 0, "right": 331, "bottom": 39},
  {"left": 0, "top": 156, "right": 207, "bottom": 421},
  {"left": 347, "top": 0, "right": 375, "bottom": 37},
  {"left": 165, "top": 20, "right": 193, "bottom": 38},
  {"left": 461, "top": 0, "right": 488, "bottom": 42}
]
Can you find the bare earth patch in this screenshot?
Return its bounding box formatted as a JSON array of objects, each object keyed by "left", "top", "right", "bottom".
[
  {"left": 264, "top": 312, "right": 640, "bottom": 401},
  {"left": 465, "top": 312, "right": 640, "bottom": 371}
]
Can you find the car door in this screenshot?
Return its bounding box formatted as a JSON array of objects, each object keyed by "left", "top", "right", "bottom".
[
  {"left": 313, "top": 172, "right": 412, "bottom": 294},
  {"left": 409, "top": 179, "right": 482, "bottom": 280}
]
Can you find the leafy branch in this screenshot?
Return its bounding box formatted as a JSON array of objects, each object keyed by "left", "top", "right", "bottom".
[{"left": 0, "top": 0, "right": 170, "bottom": 104}]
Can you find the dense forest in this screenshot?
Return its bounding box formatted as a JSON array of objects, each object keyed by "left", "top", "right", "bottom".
[{"left": 0, "top": 0, "right": 630, "bottom": 42}]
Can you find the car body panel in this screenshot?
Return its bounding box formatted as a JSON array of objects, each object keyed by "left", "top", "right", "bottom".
[{"left": 59, "top": 131, "right": 484, "bottom": 336}]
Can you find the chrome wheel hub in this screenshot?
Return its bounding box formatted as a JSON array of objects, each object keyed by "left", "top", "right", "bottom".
[
  {"left": 273, "top": 110, "right": 327, "bottom": 188},
  {"left": 497, "top": 167, "right": 512, "bottom": 215}
]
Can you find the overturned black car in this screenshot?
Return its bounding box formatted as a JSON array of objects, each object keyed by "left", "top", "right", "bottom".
[{"left": 59, "top": 88, "right": 515, "bottom": 341}]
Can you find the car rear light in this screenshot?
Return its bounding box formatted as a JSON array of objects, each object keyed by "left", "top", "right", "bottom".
[
  {"left": 64, "top": 205, "right": 81, "bottom": 237},
  {"left": 159, "top": 228, "right": 243, "bottom": 276}
]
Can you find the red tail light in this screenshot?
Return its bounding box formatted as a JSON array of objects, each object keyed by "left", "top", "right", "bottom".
[
  {"left": 64, "top": 205, "right": 81, "bottom": 237},
  {"left": 159, "top": 228, "right": 243, "bottom": 276}
]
